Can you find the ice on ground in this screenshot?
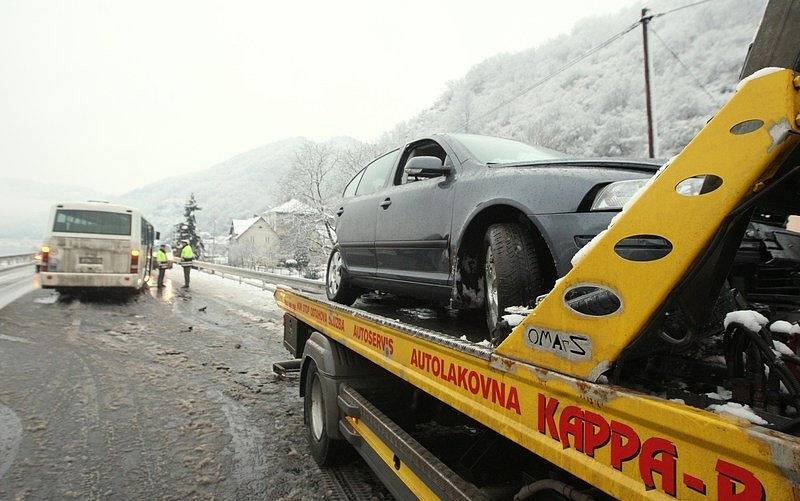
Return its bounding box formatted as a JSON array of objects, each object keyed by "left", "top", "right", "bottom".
[
  {"left": 504, "top": 306, "right": 533, "bottom": 315},
  {"left": 708, "top": 402, "right": 768, "bottom": 425},
  {"left": 669, "top": 398, "right": 685, "bottom": 404},
  {"left": 33, "top": 295, "right": 57, "bottom": 304},
  {"left": 773, "top": 340, "right": 795, "bottom": 357},
  {"left": 596, "top": 375, "right": 609, "bottom": 384},
  {"left": 502, "top": 314, "right": 526, "bottom": 327},
  {"left": 770, "top": 320, "right": 794, "bottom": 334},
  {"left": 723, "top": 310, "right": 769, "bottom": 332},
  {"left": 398, "top": 308, "right": 437, "bottom": 320},
  {"left": 736, "top": 67, "right": 784, "bottom": 91},
  {"left": 705, "top": 386, "right": 732, "bottom": 400}
]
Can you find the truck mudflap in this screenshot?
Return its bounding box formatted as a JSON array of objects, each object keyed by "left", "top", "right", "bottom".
[
  {"left": 337, "top": 385, "right": 488, "bottom": 501},
  {"left": 276, "top": 289, "right": 800, "bottom": 499}
]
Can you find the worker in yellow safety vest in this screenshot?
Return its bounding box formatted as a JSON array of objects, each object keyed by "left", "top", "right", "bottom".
[
  {"left": 179, "top": 239, "right": 195, "bottom": 288},
  {"left": 156, "top": 244, "right": 169, "bottom": 288}
]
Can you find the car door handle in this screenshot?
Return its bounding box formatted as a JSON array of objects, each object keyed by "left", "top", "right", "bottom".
[
  {"left": 380, "top": 198, "right": 391, "bottom": 209},
  {"left": 336, "top": 207, "right": 344, "bottom": 217}
]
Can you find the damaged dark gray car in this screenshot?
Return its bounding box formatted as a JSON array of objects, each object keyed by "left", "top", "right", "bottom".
[{"left": 326, "top": 133, "right": 800, "bottom": 333}]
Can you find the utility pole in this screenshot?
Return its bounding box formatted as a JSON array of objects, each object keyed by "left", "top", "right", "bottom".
[{"left": 641, "top": 7, "right": 655, "bottom": 158}]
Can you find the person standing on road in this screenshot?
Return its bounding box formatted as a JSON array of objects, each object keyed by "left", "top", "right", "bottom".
[
  {"left": 156, "top": 244, "right": 169, "bottom": 288},
  {"left": 179, "top": 239, "right": 195, "bottom": 288}
]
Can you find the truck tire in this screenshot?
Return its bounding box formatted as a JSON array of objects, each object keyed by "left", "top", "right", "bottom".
[
  {"left": 304, "top": 360, "right": 348, "bottom": 466},
  {"left": 326, "top": 246, "right": 360, "bottom": 306},
  {"left": 483, "top": 223, "right": 544, "bottom": 333}
]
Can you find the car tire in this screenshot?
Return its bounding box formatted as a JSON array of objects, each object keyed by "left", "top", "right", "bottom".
[
  {"left": 304, "top": 360, "right": 348, "bottom": 466},
  {"left": 326, "top": 246, "right": 360, "bottom": 305},
  {"left": 483, "top": 223, "right": 544, "bottom": 334}
]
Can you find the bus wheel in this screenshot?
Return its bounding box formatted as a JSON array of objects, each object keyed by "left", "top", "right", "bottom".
[{"left": 304, "top": 360, "right": 348, "bottom": 466}]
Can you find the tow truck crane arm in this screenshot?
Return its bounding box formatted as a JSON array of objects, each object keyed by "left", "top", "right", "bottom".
[{"left": 496, "top": 69, "right": 800, "bottom": 381}]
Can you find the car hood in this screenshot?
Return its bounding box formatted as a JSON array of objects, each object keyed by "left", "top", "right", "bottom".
[{"left": 490, "top": 157, "right": 664, "bottom": 173}]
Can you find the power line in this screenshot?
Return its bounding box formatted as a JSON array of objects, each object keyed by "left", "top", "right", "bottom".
[
  {"left": 456, "top": 0, "right": 720, "bottom": 132},
  {"left": 650, "top": 26, "right": 720, "bottom": 104},
  {"left": 653, "top": 0, "right": 718, "bottom": 18},
  {"left": 457, "top": 21, "right": 640, "bottom": 131}
]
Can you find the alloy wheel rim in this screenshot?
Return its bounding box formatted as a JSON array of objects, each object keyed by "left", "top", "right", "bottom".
[
  {"left": 327, "top": 250, "right": 342, "bottom": 296},
  {"left": 485, "top": 247, "right": 499, "bottom": 327}
]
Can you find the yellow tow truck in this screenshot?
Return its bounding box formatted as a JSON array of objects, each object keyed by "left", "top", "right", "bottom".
[{"left": 275, "top": 2, "right": 800, "bottom": 498}]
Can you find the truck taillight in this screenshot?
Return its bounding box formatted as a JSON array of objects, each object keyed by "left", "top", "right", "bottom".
[
  {"left": 130, "top": 249, "right": 140, "bottom": 273},
  {"left": 41, "top": 246, "right": 50, "bottom": 272}
]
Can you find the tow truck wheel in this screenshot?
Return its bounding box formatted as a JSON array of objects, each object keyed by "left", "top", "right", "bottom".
[
  {"left": 483, "top": 223, "right": 544, "bottom": 333},
  {"left": 304, "top": 360, "right": 348, "bottom": 466},
  {"left": 326, "top": 246, "right": 360, "bottom": 306}
]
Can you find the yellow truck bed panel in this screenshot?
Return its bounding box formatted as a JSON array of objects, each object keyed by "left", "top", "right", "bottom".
[{"left": 276, "top": 289, "right": 800, "bottom": 500}]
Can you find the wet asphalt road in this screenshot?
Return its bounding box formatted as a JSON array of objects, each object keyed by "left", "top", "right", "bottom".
[{"left": 0, "top": 268, "right": 388, "bottom": 500}]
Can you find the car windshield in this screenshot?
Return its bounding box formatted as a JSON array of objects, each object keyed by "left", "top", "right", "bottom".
[{"left": 452, "top": 133, "right": 565, "bottom": 164}]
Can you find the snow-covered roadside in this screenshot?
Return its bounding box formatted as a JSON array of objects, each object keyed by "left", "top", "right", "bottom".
[
  {"left": 0, "top": 265, "right": 37, "bottom": 311},
  {"left": 170, "top": 268, "right": 282, "bottom": 316}
]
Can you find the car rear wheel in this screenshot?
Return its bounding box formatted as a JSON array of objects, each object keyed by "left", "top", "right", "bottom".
[
  {"left": 326, "top": 246, "right": 360, "bottom": 305},
  {"left": 483, "top": 223, "right": 544, "bottom": 334}
]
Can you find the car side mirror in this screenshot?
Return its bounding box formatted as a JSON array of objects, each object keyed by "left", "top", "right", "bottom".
[
  {"left": 404, "top": 156, "right": 450, "bottom": 179},
  {"left": 155, "top": 231, "right": 161, "bottom": 240}
]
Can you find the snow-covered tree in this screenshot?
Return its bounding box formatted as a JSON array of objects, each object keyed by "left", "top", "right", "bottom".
[
  {"left": 278, "top": 141, "right": 343, "bottom": 248},
  {"left": 174, "top": 193, "right": 205, "bottom": 255}
]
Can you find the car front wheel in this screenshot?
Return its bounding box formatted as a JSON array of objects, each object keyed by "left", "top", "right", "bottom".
[
  {"left": 483, "top": 223, "right": 544, "bottom": 334},
  {"left": 326, "top": 246, "right": 360, "bottom": 305}
]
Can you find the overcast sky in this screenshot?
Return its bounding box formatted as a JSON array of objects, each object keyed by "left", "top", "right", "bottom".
[{"left": 0, "top": 0, "right": 636, "bottom": 194}]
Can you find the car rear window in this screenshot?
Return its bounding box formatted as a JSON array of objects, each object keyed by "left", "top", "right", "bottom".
[
  {"left": 53, "top": 209, "right": 132, "bottom": 236},
  {"left": 452, "top": 133, "right": 565, "bottom": 164}
]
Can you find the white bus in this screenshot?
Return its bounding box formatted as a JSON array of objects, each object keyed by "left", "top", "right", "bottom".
[{"left": 39, "top": 201, "right": 156, "bottom": 292}]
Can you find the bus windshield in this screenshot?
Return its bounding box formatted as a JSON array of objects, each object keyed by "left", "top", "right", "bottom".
[{"left": 53, "top": 209, "right": 132, "bottom": 236}]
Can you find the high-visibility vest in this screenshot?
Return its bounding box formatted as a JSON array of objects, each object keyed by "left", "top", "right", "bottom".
[
  {"left": 156, "top": 249, "right": 168, "bottom": 263},
  {"left": 181, "top": 244, "right": 195, "bottom": 260}
]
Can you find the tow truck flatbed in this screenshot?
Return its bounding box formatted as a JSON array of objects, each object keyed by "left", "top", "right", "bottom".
[{"left": 277, "top": 286, "right": 800, "bottom": 499}]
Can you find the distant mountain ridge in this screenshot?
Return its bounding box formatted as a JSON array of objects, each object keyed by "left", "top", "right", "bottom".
[{"left": 119, "top": 136, "right": 360, "bottom": 235}]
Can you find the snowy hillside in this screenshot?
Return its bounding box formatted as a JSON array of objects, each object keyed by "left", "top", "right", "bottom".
[{"left": 379, "top": 0, "right": 764, "bottom": 158}]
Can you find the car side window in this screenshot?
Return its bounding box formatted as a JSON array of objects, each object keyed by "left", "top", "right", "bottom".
[
  {"left": 343, "top": 169, "right": 365, "bottom": 198},
  {"left": 355, "top": 150, "right": 399, "bottom": 196},
  {"left": 395, "top": 140, "right": 449, "bottom": 185}
]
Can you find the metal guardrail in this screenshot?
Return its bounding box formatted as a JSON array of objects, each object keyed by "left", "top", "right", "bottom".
[
  {"left": 0, "top": 253, "right": 36, "bottom": 272},
  {"left": 193, "top": 261, "right": 325, "bottom": 294}
]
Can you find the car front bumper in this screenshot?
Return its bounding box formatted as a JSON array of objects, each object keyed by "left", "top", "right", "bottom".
[
  {"left": 530, "top": 213, "right": 800, "bottom": 278},
  {"left": 530, "top": 211, "right": 616, "bottom": 276}
]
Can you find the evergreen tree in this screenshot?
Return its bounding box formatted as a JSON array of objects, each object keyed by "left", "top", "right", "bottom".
[{"left": 174, "top": 193, "right": 205, "bottom": 255}]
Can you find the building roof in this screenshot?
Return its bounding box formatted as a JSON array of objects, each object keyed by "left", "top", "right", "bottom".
[
  {"left": 230, "top": 216, "right": 261, "bottom": 238},
  {"left": 267, "top": 199, "right": 315, "bottom": 216}
]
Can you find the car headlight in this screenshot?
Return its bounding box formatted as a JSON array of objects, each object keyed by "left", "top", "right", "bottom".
[{"left": 591, "top": 179, "right": 649, "bottom": 210}]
